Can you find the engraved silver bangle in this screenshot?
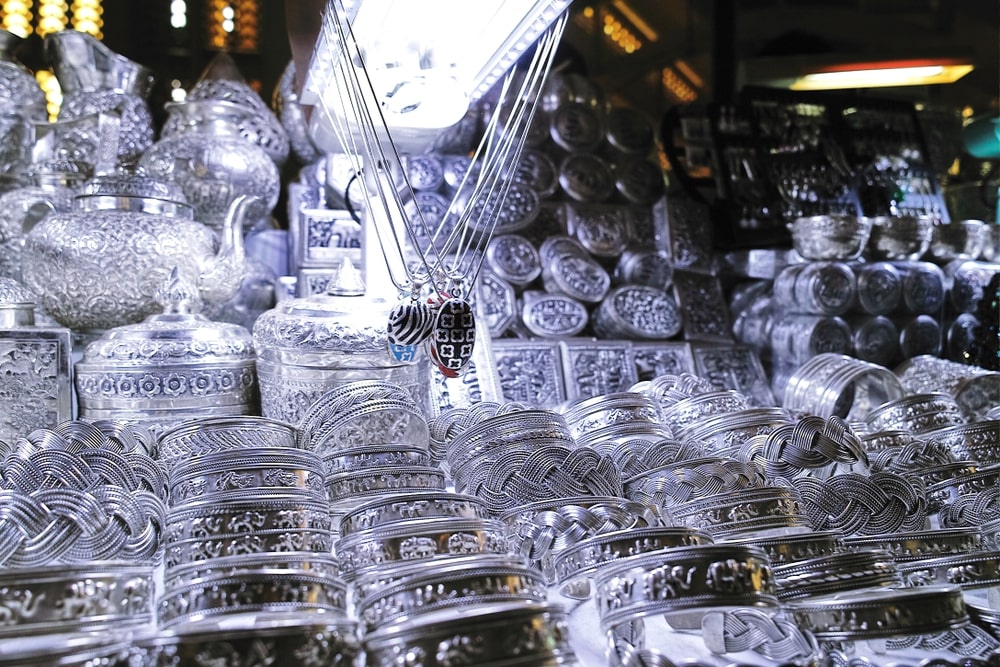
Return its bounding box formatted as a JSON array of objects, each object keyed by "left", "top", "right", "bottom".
[
  {"left": 560, "top": 391, "right": 663, "bottom": 441},
  {"left": 785, "top": 585, "right": 969, "bottom": 641},
  {"left": 670, "top": 486, "right": 812, "bottom": 539},
  {"left": 553, "top": 526, "right": 715, "bottom": 600},
  {"left": 162, "top": 551, "right": 341, "bottom": 589},
  {"left": 354, "top": 553, "right": 548, "bottom": 631},
  {"left": 324, "top": 465, "right": 447, "bottom": 513},
  {"left": 167, "top": 448, "right": 326, "bottom": 507},
  {"left": 843, "top": 527, "right": 985, "bottom": 563},
  {"left": 0, "top": 634, "right": 133, "bottom": 667},
  {"left": 0, "top": 562, "right": 154, "bottom": 638},
  {"left": 362, "top": 602, "right": 576, "bottom": 667},
  {"left": 771, "top": 548, "right": 901, "bottom": 601},
  {"left": 659, "top": 390, "right": 751, "bottom": 434},
  {"left": 159, "top": 554, "right": 347, "bottom": 628},
  {"left": 899, "top": 550, "right": 1000, "bottom": 591},
  {"left": 864, "top": 392, "right": 967, "bottom": 435},
  {"left": 321, "top": 444, "right": 432, "bottom": 476},
  {"left": 678, "top": 407, "right": 794, "bottom": 456},
  {"left": 339, "top": 490, "right": 491, "bottom": 537},
  {"left": 895, "top": 354, "right": 1000, "bottom": 421},
  {"left": 156, "top": 415, "right": 299, "bottom": 474},
  {"left": 726, "top": 529, "right": 846, "bottom": 565},
  {"left": 923, "top": 420, "right": 1000, "bottom": 465},
  {"left": 130, "top": 613, "right": 360, "bottom": 667},
  {"left": 334, "top": 517, "right": 508, "bottom": 581},
  {"left": 593, "top": 544, "right": 778, "bottom": 632},
  {"left": 164, "top": 525, "right": 335, "bottom": 569}
]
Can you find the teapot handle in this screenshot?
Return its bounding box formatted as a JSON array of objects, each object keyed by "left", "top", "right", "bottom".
[{"left": 21, "top": 201, "right": 55, "bottom": 237}]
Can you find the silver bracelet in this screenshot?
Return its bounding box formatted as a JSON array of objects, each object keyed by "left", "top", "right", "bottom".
[
  {"left": 623, "top": 456, "right": 769, "bottom": 508},
  {"left": 795, "top": 471, "right": 927, "bottom": 536},
  {"left": 553, "top": 526, "right": 714, "bottom": 600},
  {"left": 130, "top": 614, "right": 360, "bottom": 667},
  {"left": 771, "top": 548, "right": 901, "bottom": 600},
  {"left": 843, "top": 527, "right": 985, "bottom": 562},
  {"left": 159, "top": 557, "right": 348, "bottom": 628},
  {"left": 782, "top": 353, "right": 905, "bottom": 422},
  {"left": 0, "top": 562, "right": 154, "bottom": 638},
  {"left": 864, "top": 392, "right": 967, "bottom": 435},
  {"left": 334, "top": 517, "right": 508, "bottom": 581},
  {"left": 727, "top": 529, "right": 845, "bottom": 565},
  {"left": 895, "top": 354, "right": 1000, "bottom": 421},
  {"left": 899, "top": 550, "right": 1000, "bottom": 591},
  {"left": 593, "top": 544, "right": 778, "bottom": 632},
  {"left": 339, "top": 490, "right": 491, "bottom": 537},
  {"left": 167, "top": 448, "right": 326, "bottom": 507},
  {"left": 324, "top": 465, "right": 447, "bottom": 513},
  {"left": 155, "top": 415, "right": 298, "bottom": 474},
  {"left": 354, "top": 554, "right": 548, "bottom": 631},
  {"left": 678, "top": 407, "right": 793, "bottom": 456},
  {"left": 362, "top": 601, "right": 575, "bottom": 667},
  {"left": 670, "top": 486, "right": 811, "bottom": 539},
  {"left": 321, "top": 444, "right": 431, "bottom": 476},
  {"left": 922, "top": 420, "right": 1000, "bottom": 465},
  {"left": 785, "top": 585, "right": 969, "bottom": 641}
]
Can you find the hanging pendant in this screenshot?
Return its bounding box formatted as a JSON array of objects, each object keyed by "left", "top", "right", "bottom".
[
  {"left": 429, "top": 297, "right": 476, "bottom": 377},
  {"left": 387, "top": 299, "right": 436, "bottom": 346}
]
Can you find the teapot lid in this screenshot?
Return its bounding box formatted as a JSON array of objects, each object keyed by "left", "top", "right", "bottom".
[
  {"left": 75, "top": 172, "right": 194, "bottom": 219},
  {"left": 78, "top": 269, "right": 255, "bottom": 368},
  {"left": 252, "top": 258, "right": 395, "bottom": 360},
  {"left": 27, "top": 158, "right": 93, "bottom": 188}
]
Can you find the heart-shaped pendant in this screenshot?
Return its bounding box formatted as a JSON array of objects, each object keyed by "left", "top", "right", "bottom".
[{"left": 387, "top": 299, "right": 436, "bottom": 347}]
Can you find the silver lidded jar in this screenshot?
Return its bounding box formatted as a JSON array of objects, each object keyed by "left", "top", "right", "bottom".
[
  {"left": 253, "top": 258, "right": 430, "bottom": 424},
  {"left": 0, "top": 277, "right": 72, "bottom": 443},
  {"left": 75, "top": 269, "right": 258, "bottom": 436},
  {"left": 140, "top": 98, "right": 280, "bottom": 233}
]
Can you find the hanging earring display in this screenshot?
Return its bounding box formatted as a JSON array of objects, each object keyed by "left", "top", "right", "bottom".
[{"left": 317, "top": 1, "right": 567, "bottom": 376}]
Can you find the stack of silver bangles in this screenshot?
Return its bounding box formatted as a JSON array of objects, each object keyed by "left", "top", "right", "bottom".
[
  {"left": 0, "top": 420, "right": 164, "bottom": 642},
  {"left": 155, "top": 415, "right": 349, "bottom": 633}
]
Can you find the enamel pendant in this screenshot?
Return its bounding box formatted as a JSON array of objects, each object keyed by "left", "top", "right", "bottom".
[
  {"left": 387, "top": 299, "right": 436, "bottom": 347},
  {"left": 429, "top": 297, "right": 476, "bottom": 377}
]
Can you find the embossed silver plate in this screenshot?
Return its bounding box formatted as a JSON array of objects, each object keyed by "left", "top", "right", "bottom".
[
  {"left": 673, "top": 270, "right": 733, "bottom": 342},
  {"left": 630, "top": 341, "right": 696, "bottom": 382},
  {"left": 492, "top": 339, "right": 566, "bottom": 409},
  {"left": 691, "top": 343, "right": 775, "bottom": 407},
  {"left": 560, "top": 339, "right": 638, "bottom": 402}
]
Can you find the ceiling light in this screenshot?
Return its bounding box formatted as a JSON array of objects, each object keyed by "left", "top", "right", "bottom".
[{"left": 741, "top": 55, "right": 974, "bottom": 91}]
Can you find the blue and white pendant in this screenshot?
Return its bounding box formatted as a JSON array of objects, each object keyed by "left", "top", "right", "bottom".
[{"left": 429, "top": 297, "right": 476, "bottom": 377}]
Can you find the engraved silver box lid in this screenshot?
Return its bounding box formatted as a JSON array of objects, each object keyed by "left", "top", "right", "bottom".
[{"left": 75, "top": 270, "right": 258, "bottom": 433}]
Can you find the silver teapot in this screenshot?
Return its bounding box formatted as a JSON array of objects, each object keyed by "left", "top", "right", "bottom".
[{"left": 21, "top": 171, "right": 259, "bottom": 332}]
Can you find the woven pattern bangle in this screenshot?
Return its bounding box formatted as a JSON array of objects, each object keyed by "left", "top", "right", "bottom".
[
  {"left": 353, "top": 554, "right": 548, "bottom": 631},
  {"left": 339, "top": 491, "right": 491, "bottom": 537},
  {"left": 843, "top": 527, "right": 985, "bottom": 563},
  {"left": 334, "top": 517, "right": 508, "bottom": 581},
  {"left": 553, "top": 526, "right": 714, "bottom": 600},
  {"left": 740, "top": 415, "right": 868, "bottom": 480},
  {"left": 132, "top": 614, "right": 360, "bottom": 666},
  {"left": 0, "top": 421, "right": 167, "bottom": 566},
  {"left": 500, "top": 496, "right": 667, "bottom": 564},
  {"left": 795, "top": 471, "right": 927, "bottom": 536},
  {"left": 362, "top": 602, "right": 575, "bottom": 667},
  {"left": 0, "top": 562, "right": 153, "bottom": 637},
  {"left": 296, "top": 379, "right": 430, "bottom": 455},
  {"left": 624, "top": 457, "right": 769, "bottom": 509},
  {"left": 593, "top": 544, "right": 778, "bottom": 632},
  {"left": 785, "top": 585, "right": 969, "bottom": 641},
  {"left": 883, "top": 624, "right": 1000, "bottom": 661},
  {"left": 700, "top": 608, "right": 818, "bottom": 662}
]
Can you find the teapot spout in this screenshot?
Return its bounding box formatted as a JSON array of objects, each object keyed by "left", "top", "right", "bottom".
[{"left": 198, "top": 194, "right": 259, "bottom": 306}]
